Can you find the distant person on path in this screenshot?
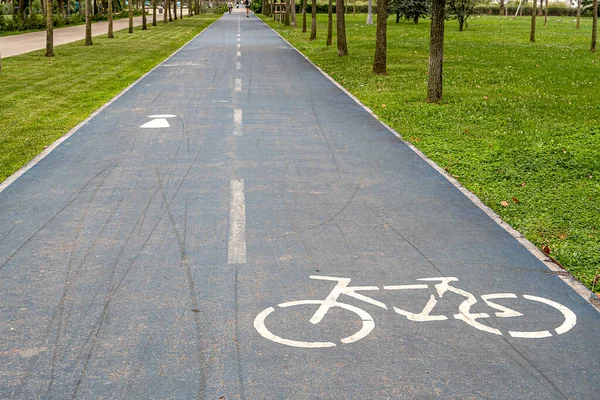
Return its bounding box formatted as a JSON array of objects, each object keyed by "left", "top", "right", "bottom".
[
  {"left": 244, "top": 0, "right": 251, "bottom": 17},
  {"left": 227, "top": 0, "right": 233, "bottom": 13}
]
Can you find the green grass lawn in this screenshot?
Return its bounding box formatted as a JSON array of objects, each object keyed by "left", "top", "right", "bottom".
[
  {"left": 0, "top": 14, "right": 218, "bottom": 182},
  {"left": 263, "top": 14, "right": 600, "bottom": 292}
]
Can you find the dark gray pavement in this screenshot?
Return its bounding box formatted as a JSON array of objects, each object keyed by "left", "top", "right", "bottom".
[{"left": 1, "top": 13, "right": 599, "bottom": 399}]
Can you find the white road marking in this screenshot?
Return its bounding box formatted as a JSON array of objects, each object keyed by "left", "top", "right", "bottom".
[
  {"left": 235, "top": 78, "right": 242, "bottom": 92},
  {"left": 140, "top": 114, "right": 177, "bottom": 128},
  {"left": 233, "top": 108, "right": 243, "bottom": 136},
  {"left": 237, "top": 43, "right": 241, "bottom": 49},
  {"left": 237, "top": 38, "right": 241, "bottom": 42},
  {"left": 384, "top": 284, "right": 429, "bottom": 290},
  {"left": 237, "top": 33, "right": 240, "bottom": 37},
  {"left": 228, "top": 179, "right": 247, "bottom": 264},
  {"left": 236, "top": 61, "right": 241, "bottom": 70},
  {"left": 237, "top": 51, "right": 241, "bottom": 57}
]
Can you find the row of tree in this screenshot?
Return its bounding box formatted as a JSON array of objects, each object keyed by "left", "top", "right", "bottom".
[
  {"left": 265, "top": 0, "right": 598, "bottom": 102},
  {"left": 43, "top": 0, "right": 205, "bottom": 56}
]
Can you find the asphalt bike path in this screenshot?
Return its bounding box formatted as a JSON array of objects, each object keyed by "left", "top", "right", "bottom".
[{"left": 0, "top": 13, "right": 598, "bottom": 399}]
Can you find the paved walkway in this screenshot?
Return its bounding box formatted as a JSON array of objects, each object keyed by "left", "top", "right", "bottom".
[
  {"left": 0, "top": 16, "right": 147, "bottom": 58},
  {"left": 0, "top": 13, "right": 598, "bottom": 399}
]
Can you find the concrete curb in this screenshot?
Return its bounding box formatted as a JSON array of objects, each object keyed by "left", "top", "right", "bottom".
[{"left": 259, "top": 17, "right": 600, "bottom": 313}]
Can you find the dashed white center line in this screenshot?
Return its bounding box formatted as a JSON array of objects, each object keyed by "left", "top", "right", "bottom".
[
  {"left": 233, "top": 108, "right": 243, "bottom": 136},
  {"left": 237, "top": 38, "right": 241, "bottom": 42},
  {"left": 228, "top": 179, "right": 247, "bottom": 264},
  {"left": 235, "top": 78, "right": 242, "bottom": 92},
  {"left": 237, "top": 43, "right": 241, "bottom": 49},
  {"left": 237, "top": 51, "right": 241, "bottom": 57},
  {"left": 236, "top": 61, "right": 241, "bottom": 70}
]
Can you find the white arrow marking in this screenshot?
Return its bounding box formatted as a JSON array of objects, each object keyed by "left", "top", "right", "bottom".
[{"left": 140, "top": 114, "right": 177, "bottom": 129}]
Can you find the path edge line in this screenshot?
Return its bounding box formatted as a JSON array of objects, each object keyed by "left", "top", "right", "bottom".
[
  {"left": 0, "top": 16, "right": 221, "bottom": 194},
  {"left": 260, "top": 18, "right": 600, "bottom": 313}
]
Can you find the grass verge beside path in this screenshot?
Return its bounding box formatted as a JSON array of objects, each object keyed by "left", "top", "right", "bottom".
[
  {"left": 263, "top": 15, "right": 600, "bottom": 292},
  {"left": 0, "top": 14, "right": 219, "bottom": 183}
]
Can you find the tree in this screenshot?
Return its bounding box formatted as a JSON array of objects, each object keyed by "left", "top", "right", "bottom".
[
  {"left": 576, "top": 0, "right": 581, "bottom": 29},
  {"left": 592, "top": 0, "right": 598, "bottom": 52},
  {"left": 544, "top": 0, "right": 548, "bottom": 26},
  {"left": 85, "top": 0, "right": 93, "bottom": 45},
  {"left": 530, "top": 0, "right": 537, "bottom": 41},
  {"left": 173, "top": 0, "right": 177, "bottom": 20},
  {"left": 337, "top": 0, "right": 348, "bottom": 56},
  {"left": 427, "top": 0, "right": 445, "bottom": 103},
  {"left": 327, "top": 0, "right": 333, "bottom": 46},
  {"left": 45, "top": 0, "right": 53, "bottom": 56},
  {"left": 366, "top": 0, "right": 373, "bottom": 24},
  {"left": 447, "top": 0, "right": 477, "bottom": 31},
  {"left": 302, "top": 0, "right": 307, "bottom": 32},
  {"left": 389, "top": 0, "right": 428, "bottom": 24},
  {"left": 285, "top": 0, "right": 290, "bottom": 25},
  {"left": 108, "top": 0, "right": 114, "bottom": 38},
  {"left": 142, "top": 0, "right": 147, "bottom": 30},
  {"left": 372, "top": 0, "right": 387, "bottom": 74},
  {"left": 164, "top": 0, "right": 168, "bottom": 22},
  {"left": 128, "top": 0, "right": 133, "bottom": 32},
  {"left": 291, "top": 0, "right": 296, "bottom": 27},
  {"left": 153, "top": 0, "right": 157, "bottom": 26},
  {"left": 189, "top": 0, "right": 192, "bottom": 16},
  {"left": 310, "top": 0, "right": 316, "bottom": 40}
]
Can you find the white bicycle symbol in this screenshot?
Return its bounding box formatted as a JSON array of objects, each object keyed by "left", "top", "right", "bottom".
[{"left": 253, "top": 275, "right": 577, "bottom": 348}]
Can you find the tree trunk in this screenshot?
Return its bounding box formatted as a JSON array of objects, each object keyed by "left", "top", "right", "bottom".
[
  {"left": 86, "top": 0, "right": 93, "bottom": 44},
  {"left": 168, "top": 0, "right": 173, "bottom": 21},
  {"left": 173, "top": 0, "right": 177, "bottom": 20},
  {"left": 326, "top": 0, "right": 332, "bottom": 46},
  {"left": 310, "top": 0, "right": 316, "bottom": 40},
  {"left": 46, "top": 0, "right": 54, "bottom": 56},
  {"left": 366, "top": 0, "right": 372, "bottom": 24},
  {"left": 544, "top": 0, "right": 548, "bottom": 26},
  {"left": 372, "top": 0, "right": 387, "bottom": 74},
  {"left": 336, "top": 0, "right": 347, "bottom": 56},
  {"left": 530, "top": 0, "right": 536, "bottom": 42},
  {"left": 291, "top": 0, "right": 296, "bottom": 27},
  {"left": 458, "top": 16, "right": 464, "bottom": 31},
  {"left": 499, "top": 0, "right": 504, "bottom": 17},
  {"left": 576, "top": 0, "right": 581, "bottom": 29},
  {"left": 180, "top": 0, "right": 183, "bottom": 18},
  {"left": 302, "top": 0, "right": 306, "bottom": 33},
  {"left": 19, "top": 0, "right": 25, "bottom": 21},
  {"left": 142, "top": 0, "right": 147, "bottom": 29},
  {"left": 427, "top": 0, "right": 445, "bottom": 103},
  {"left": 153, "top": 0, "right": 157, "bottom": 25},
  {"left": 285, "top": 0, "right": 290, "bottom": 25},
  {"left": 164, "top": 0, "right": 168, "bottom": 22},
  {"left": 352, "top": 0, "right": 355, "bottom": 15},
  {"left": 108, "top": 0, "right": 114, "bottom": 37},
  {"left": 396, "top": 12, "right": 399, "bottom": 23},
  {"left": 129, "top": 0, "right": 133, "bottom": 32},
  {"left": 592, "top": 0, "right": 598, "bottom": 52},
  {"left": 59, "top": 0, "right": 65, "bottom": 18},
  {"left": 188, "top": 0, "right": 191, "bottom": 16}
]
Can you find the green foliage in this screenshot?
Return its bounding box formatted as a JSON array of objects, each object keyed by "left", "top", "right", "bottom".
[
  {"left": 447, "top": 0, "right": 479, "bottom": 30},
  {"left": 264, "top": 14, "right": 600, "bottom": 291},
  {"left": 389, "top": 0, "right": 429, "bottom": 23}
]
